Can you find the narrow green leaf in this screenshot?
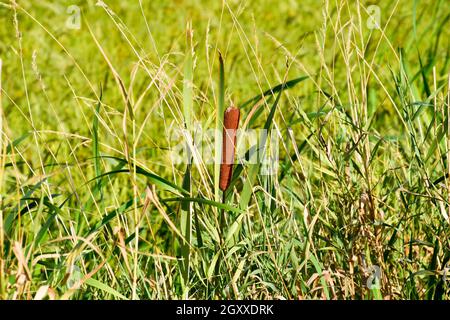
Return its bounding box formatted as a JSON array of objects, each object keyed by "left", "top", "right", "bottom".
[
  {"left": 214, "top": 52, "right": 225, "bottom": 202},
  {"left": 6, "top": 132, "right": 30, "bottom": 154},
  {"left": 163, "top": 196, "right": 242, "bottom": 213},
  {"left": 88, "top": 157, "right": 188, "bottom": 195},
  {"left": 85, "top": 278, "right": 127, "bottom": 300}
]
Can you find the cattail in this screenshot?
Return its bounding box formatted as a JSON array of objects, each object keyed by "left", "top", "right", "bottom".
[{"left": 219, "top": 106, "right": 240, "bottom": 191}]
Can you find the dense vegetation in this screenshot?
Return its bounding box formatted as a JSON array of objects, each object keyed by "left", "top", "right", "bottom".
[{"left": 0, "top": 0, "right": 449, "bottom": 299}]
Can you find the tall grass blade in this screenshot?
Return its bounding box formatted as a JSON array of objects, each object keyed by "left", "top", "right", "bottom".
[
  {"left": 214, "top": 53, "right": 225, "bottom": 202},
  {"left": 239, "top": 86, "right": 284, "bottom": 209},
  {"left": 180, "top": 23, "right": 194, "bottom": 297}
]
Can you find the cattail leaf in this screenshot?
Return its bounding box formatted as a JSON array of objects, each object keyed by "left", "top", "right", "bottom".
[{"left": 214, "top": 52, "right": 225, "bottom": 202}]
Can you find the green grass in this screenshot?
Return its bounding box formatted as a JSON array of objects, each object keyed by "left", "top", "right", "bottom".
[{"left": 0, "top": 0, "right": 450, "bottom": 300}]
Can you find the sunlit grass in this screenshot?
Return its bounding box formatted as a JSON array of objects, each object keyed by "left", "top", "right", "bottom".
[{"left": 0, "top": 0, "right": 449, "bottom": 300}]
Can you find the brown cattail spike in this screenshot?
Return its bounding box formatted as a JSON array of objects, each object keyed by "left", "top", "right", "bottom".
[{"left": 219, "top": 106, "right": 240, "bottom": 191}]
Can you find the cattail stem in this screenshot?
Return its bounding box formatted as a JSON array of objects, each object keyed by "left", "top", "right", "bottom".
[{"left": 220, "top": 191, "right": 226, "bottom": 239}]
